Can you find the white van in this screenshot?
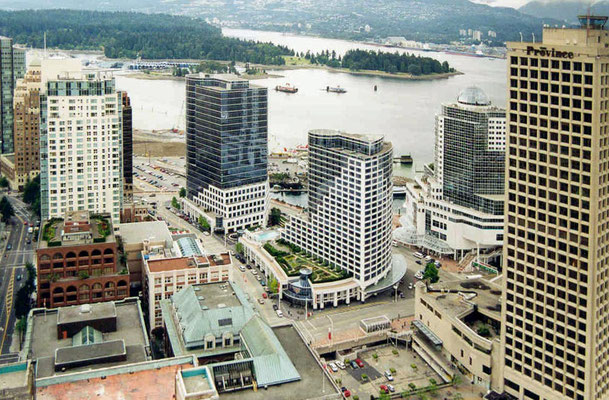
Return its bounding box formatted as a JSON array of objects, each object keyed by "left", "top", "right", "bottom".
[
  {"left": 424, "top": 255, "right": 432, "bottom": 262},
  {"left": 276, "top": 309, "right": 284, "bottom": 318},
  {"left": 413, "top": 252, "right": 424, "bottom": 259}
]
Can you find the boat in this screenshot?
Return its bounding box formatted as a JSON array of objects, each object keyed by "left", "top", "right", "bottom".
[
  {"left": 393, "top": 186, "right": 406, "bottom": 197},
  {"left": 275, "top": 84, "right": 298, "bottom": 93},
  {"left": 326, "top": 86, "right": 347, "bottom": 94},
  {"left": 394, "top": 154, "right": 413, "bottom": 164}
]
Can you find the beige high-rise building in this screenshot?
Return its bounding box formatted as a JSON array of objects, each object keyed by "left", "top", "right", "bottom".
[{"left": 502, "top": 16, "right": 609, "bottom": 400}]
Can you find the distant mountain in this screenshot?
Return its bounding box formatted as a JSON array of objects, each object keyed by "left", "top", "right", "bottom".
[
  {"left": 0, "top": 0, "right": 563, "bottom": 45},
  {"left": 519, "top": 0, "right": 609, "bottom": 23}
]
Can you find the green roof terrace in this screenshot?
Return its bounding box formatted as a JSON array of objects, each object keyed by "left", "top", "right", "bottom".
[{"left": 40, "top": 211, "right": 114, "bottom": 248}]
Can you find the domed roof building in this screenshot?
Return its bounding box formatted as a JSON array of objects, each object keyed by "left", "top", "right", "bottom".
[{"left": 457, "top": 86, "right": 491, "bottom": 106}]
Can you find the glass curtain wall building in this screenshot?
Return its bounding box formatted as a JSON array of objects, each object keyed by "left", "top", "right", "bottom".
[
  {"left": 0, "top": 37, "right": 25, "bottom": 154},
  {"left": 441, "top": 87, "right": 506, "bottom": 216},
  {"left": 185, "top": 74, "right": 268, "bottom": 233}
]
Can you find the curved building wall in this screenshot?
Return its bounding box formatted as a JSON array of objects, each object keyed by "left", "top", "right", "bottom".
[{"left": 283, "top": 129, "right": 393, "bottom": 290}]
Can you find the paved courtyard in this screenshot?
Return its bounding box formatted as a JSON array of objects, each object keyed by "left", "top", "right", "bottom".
[{"left": 328, "top": 345, "right": 443, "bottom": 399}]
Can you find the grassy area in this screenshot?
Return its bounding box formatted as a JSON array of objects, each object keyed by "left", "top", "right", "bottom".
[
  {"left": 265, "top": 241, "right": 351, "bottom": 283},
  {"left": 282, "top": 56, "right": 312, "bottom": 66}
]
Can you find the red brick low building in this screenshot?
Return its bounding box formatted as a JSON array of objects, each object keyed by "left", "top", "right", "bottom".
[{"left": 37, "top": 211, "right": 130, "bottom": 308}]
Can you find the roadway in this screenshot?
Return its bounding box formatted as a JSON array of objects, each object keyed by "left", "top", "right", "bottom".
[{"left": 0, "top": 195, "right": 36, "bottom": 358}]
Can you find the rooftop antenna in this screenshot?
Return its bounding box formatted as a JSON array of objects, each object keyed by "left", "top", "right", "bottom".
[
  {"left": 532, "top": 33, "right": 536, "bottom": 43},
  {"left": 519, "top": 32, "right": 523, "bottom": 42},
  {"left": 43, "top": 32, "right": 47, "bottom": 59}
]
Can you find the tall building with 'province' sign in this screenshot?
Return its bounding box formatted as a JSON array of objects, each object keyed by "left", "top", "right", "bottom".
[{"left": 502, "top": 15, "right": 609, "bottom": 400}]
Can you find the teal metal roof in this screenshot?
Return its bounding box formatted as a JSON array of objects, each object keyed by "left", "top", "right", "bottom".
[
  {"left": 241, "top": 316, "right": 300, "bottom": 387},
  {"left": 172, "top": 284, "right": 254, "bottom": 349},
  {"left": 176, "top": 237, "right": 203, "bottom": 257}
]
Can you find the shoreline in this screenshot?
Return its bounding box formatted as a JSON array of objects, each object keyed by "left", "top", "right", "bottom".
[{"left": 123, "top": 71, "right": 284, "bottom": 81}]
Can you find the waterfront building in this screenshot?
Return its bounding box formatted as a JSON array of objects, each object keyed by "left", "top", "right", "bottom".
[
  {"left": 121, "top": 91, "right": 133, "bottom": 199},
  {"left": 40, "top": 66, "right": 123, "bottom": 224},
  {"left": 282, "top": 129, "right": 399, "bottom": 293},
  {"left": 36, "top": 211, "right": 129, "bottom": 308},
  {"left": 185, "top": 73, "right": 268, "bottom": 233},
  {"left": 501, "top": 15, "right": 609, "bottom": 400},
  {"left": 0, "top": 36, "right": 25, "bottom": 155},
  {"left": 403, "top": 87, "right": 506, "bottom": 259}
]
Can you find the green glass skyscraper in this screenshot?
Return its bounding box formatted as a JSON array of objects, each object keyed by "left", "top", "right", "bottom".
[{"left": 0, "top": 36, "right": 25, "bottom": 154}]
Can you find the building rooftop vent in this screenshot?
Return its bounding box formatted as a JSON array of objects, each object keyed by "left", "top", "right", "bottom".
[{"left": 80, "top": 304, "right": 91, "bottom": 313}]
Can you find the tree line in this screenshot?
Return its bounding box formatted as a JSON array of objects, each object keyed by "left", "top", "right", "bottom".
[
  {"left": 299, "top": 49, "right": 453, "bottom": 75},
  {"left": 0, "top": 10, "right": 293, "bottom": 65}
]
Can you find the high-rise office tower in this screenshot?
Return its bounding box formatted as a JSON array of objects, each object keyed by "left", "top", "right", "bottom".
[
  {"left": 185, "top": 74, "right": 268, "bottom": 233},
  {"left": 282, "top": 129, "right": 394, "bottom": 290},
  {"left": 40, "top": 66, "right": 123, "bottom": 224},
  {"left": 404, "top": 87, "right": 506, "bottom": 257},
  {"left": 121, "top": 91, "right": 133, "bottom": 198},
  {"left": 0, "top": 37, "right": 25, "bottom": 154},
  {"left": 501, "top": 16, "right": 609, "bottom": 400}
]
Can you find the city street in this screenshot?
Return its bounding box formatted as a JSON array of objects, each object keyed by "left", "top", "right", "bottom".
[{"left": 0, "top": 195, "right": 36, "bottom": 359}]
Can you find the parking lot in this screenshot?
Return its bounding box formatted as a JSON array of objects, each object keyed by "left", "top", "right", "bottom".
[
  {"left": 327, "top": 345, "right": 443, "bottom": 399},
  {"left": 133, "top": 157, "right": 185, "bottom": 193}
]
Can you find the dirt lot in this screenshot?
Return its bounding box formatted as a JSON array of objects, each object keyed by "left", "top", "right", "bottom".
[{"left": 134, "top": 140, "right": 185, "bottom": 157}]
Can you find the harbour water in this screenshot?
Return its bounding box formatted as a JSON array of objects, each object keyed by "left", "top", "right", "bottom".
[{"left": 113, "top": 28, "right": 507, "bottom": 176}]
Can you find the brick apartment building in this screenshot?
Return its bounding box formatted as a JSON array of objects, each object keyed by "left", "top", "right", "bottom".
[{"left": 37, "top": 211, "right": 130, "bottom": 308}]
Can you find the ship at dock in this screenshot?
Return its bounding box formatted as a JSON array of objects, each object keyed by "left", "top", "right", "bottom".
[
  {"left": 275, "top": 84, "right": 298, "bottom": 93},
  {"left": 394, "top": 154, "right": 413, "bottom": 164},
  {"left": 326, "top": 86, "right": 347, "bottom": 93}
]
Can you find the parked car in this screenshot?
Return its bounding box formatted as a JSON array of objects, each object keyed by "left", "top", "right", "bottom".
[
  {"left": 384, "top": 370, "right": 394, "bottom": 381},
  {"left": 251, "top": 269, "right": 258, "bottom": 275},
  {"left": 276, "top": 309, "right": 284, "bottom": 318},
  {"left": 355, "top": 359, "right": 364, "bottom": 368},
  {"left": 435, "top": 261, "right": 442, "bottom": 268},
  {"left": 239, "top": 265, "right": 246, "bottom": 272},
  {"left": 416, "top": 260, "right": 422, "bottom": 265},
  {"left": 342, "top": 389, "right": 351, "bottom": 398},
  {"left": 6, "top": 243, "right": 11, "bottom": 250},
  {"left": 408, "top": 283, "right": 414, "bottom": 290},
  {"left": 414, "top": 271, "right": 424, "bottom": 280},
  {"left": 16, "top": 274, "right": 21, "bottom": 281},
  {"left": 387, "top": 384, "right": 395, "bottom": 392},
  {"left": 272, "top": 304, "right": 278, "bottom": 311},
  {"left": 380, "top": 384, "right": 388, "bottom": 393},
  {"left": 336, "top": 361, "right": 346, "bottom": 369},
  {"left": 256, "top": 275, "right": 262, "bottom": 281},
  {"left": 350, "top": 361, "right": 358, "bottom": 369},
  {"left": 258, "top": 298, "right": 265, "bottom": 304},
  {"left": 328, "top": 362, "right": 338, "bottom": 372},
  {"left": 260, "top": 280, "right": 266, "bottom": 286}
]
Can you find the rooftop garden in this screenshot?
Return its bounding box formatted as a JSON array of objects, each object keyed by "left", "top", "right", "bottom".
[
  {"left": 42, "top": 218, "right": 63, "bottom": 246},
  {"left": 264, "top": 239, "right": 351, "bottom": 283},
  {"left": 90, "top": 214, "right": 112, "bottom": 242}
]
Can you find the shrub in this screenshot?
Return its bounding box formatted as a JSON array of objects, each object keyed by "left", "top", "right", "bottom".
[
  {"left": 429, "top": 378, "right": 437, "bottom": 385},
  {"left": 78, "top": 271, "right": 90, "bottom": 280},
  {"left": 361, "top": 373, "right": 368, "bottom": 381},
  {"left": 372, "top": 353, "right": 378, "bottom": 360},
  {"left": 390, "top": 367, "right": 396, "bottom": 374},
  {"left": 392, "top": 349, "right": 399, "bottom": 356},
  {"left": 353, "top": 396, "right": 359, "bottom": 400},
  {"left": 411, "top": 363, "right": 417, "bottom": 370},
  {"left": 408, "top": 383, "right": 416, "bottom": 390}
]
